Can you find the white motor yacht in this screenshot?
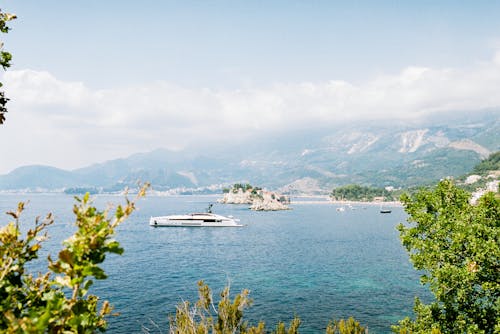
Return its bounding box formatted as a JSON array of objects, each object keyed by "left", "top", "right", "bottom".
[{"left": 149, "top": 204, "right": 242, "bottom": 227}]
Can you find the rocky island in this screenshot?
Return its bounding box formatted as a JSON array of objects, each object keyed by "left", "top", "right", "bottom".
[{"left": 219, "top": 183, "right": 290, "bottom": 211}]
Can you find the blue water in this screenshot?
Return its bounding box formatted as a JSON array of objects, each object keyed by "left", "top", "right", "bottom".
[{"left": 0, "top": 194, "right": 430, "bottom": 333}]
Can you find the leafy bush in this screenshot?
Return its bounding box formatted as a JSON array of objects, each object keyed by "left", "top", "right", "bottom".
[
  {"left": 395, "top": 180, "right": 500, "bottom": 333},
  {"left": 0, "top": 187, "right": 147, "bottom": 332},
  {"left": 326, "top": 318, "right": 368, "bottom": 334},
  {"left": 168, "top": 281, "right": 367, "bottom": 334}
]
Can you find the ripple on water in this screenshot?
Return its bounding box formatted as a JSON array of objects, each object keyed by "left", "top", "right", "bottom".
[{"left": 0, "top": 195, "right": 430, "bottom": 334}]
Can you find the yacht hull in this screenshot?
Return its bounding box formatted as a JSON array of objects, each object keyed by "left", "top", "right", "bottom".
[{"left": 149, "top": 213, "right": 242, "bottom": 227}]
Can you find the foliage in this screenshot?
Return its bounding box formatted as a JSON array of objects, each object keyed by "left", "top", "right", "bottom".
[
  {"left": 0, "top": 8, "right": 16, "bottom": 124},
  {"left": 168, "top": 281, "right": 367, "bottom": 334},
  {"left": 226, "top": 183, "right": 266, "bottom": 200},
  {"left": 362, "top": 147, "right": 483, "bottom": 188},
  {"left": 250, "top": 187, "right": 262, "bottom": 196},
  {"left": 0, "top": 185, "right": 148, "bottom": 333},
  {"left": 331, "top": 184, "right": 394, "bottom": 201},
  {"left": 394, "top": 180, "right": 500, "bottom": 333},
  {"left": 326, "top": 317, "right": 368, "bottom": 334},
  {"left": 472, "top": 151, "right": 500, "bottom": 176},
  {"left": 231, "top": 183, "right": 254, "bottom": 193},
  {"left": 228, "top": 183, "right": 263, "bottom": 194},
  {"left": 168, "top": 281, "right": 266, "bottom": 334}
]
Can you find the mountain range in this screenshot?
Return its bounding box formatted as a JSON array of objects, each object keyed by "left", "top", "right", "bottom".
[{"left": 1, "top": 110, "right": 499, "bottom": 194}]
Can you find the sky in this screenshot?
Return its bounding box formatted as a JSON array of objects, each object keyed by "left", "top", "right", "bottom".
[{"left": 1, "top": 1, "right": 500, "bottom": 174}]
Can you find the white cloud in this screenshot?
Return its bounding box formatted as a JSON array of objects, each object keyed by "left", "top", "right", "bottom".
[
  {"left": 1, "top": 51, "right": 500, "bottom": 173},
  {"left": 4, "top": 70, "right": 91, "bottom": 109}
]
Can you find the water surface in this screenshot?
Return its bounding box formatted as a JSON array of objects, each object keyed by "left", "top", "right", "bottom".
[{"left": 0, "top": 194, "right": 429, "bottom": 333}]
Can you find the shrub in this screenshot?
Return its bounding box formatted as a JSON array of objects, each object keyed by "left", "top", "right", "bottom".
[
  {"left": 394, "top": 180, "right": 500, "bottom": 333},
  {"left": 0, "top": 186, "right": 147, "bottom": 332}
]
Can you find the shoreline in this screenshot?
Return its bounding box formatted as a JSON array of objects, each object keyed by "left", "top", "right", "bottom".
[
  {"left": 291, "top": 199, "right": 402, "bottom": 206},
  {"left": 0, "top": 192, "right": 403, "bottom": 206}
]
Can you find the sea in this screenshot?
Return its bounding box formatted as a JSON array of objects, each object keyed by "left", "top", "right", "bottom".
[{"left": 0, "top": 194, "right": 431, "bottom": 333}]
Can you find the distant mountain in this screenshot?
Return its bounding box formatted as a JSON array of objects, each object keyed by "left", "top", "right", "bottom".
[
  {"left": 1, "top": 110, "right": 499, "bottom": 193},
  {"left": 0, "top": 165, "right": 80, "bottom": 190}
]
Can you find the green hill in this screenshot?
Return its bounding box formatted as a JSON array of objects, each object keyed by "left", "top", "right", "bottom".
[
  {"left": 456, "top": 151, "right": 500, "bottom": 194},
  {"left": 472, "top": 151, "right": 500, "bottom": 175}
]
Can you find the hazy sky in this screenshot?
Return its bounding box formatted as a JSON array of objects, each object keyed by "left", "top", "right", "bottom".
[{"left": 1, "top": 1, "right": 500, "bottom": 174}]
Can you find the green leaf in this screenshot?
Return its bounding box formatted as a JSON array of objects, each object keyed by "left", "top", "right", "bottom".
[
  {"left": 106, "top": 240, "right": 124, "bottom": 255},
  {"left": 82, "top": 265, "right": 107, "bottom": 280}
]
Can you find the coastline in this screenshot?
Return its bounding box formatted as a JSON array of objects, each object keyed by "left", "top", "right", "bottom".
[
  {"left": 0, "top": 192, "right": 402, "bottom": 207},
  {"left": 291, "top": 198, "right": 402, "bottom": 206}
]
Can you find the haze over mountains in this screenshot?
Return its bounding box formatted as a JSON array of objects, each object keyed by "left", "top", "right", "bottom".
[{"left": 1, "top": 110, "right": 498, "bottom": 194}]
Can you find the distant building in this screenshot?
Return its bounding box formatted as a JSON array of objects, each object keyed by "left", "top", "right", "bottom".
[{"left": 465, "top": 175, "right": 482, "bottom": 184}]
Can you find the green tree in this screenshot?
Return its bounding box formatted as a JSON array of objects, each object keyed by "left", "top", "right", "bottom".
[
  {"left": 331, "top": 184, "right": 394, "bottom": 202},
  {"left": 394, "top": 180, "right": 500, "bottom": 333},
  {"left": 0, "top": 8, "right": 16, "bottom": 124},
  {"left": 0, "top": 186, "right": 148, "bottom": 332}
]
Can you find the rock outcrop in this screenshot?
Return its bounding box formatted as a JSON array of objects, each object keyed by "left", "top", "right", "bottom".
[
  {"left": 218, "top": 188, "right": 253, "bottom": 204},
  {"left": 219, "top": 184, "right": 290, "bottom": 211}
]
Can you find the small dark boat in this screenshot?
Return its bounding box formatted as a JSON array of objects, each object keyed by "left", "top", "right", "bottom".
[{"left": 379, "top": 204, "right": 392, "bottom": 214}]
